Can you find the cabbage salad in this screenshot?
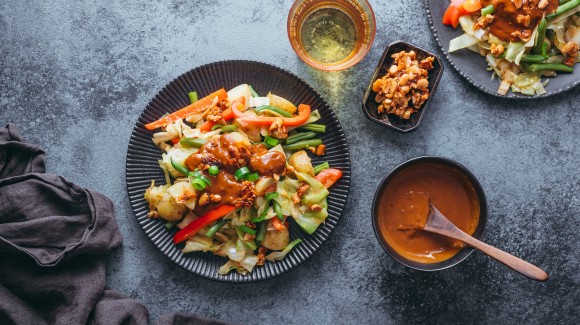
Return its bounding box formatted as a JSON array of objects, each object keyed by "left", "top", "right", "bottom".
[
  {"left": 443, "top": 0, "right": 580, "bottom": 95},
  {"left": 143, "top": 84, "right": 343, "bottom": 275}
]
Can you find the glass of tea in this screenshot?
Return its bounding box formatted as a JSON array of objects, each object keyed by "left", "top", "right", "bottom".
[{"left": 287, "top": 0, "right": 376, "bottom": 71}]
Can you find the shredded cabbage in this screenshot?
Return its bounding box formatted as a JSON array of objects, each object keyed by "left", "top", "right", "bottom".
[
  {"left": 266, "top": 239, "right": 302, "bottom": 262},
  {"left": 182, "top": 235, "right": 221, "bottom": 253},
  {"left": 449, "top": 33, "right": 481, "bottom": 53}
]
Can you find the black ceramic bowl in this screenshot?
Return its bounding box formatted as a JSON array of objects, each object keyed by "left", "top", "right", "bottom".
[
  {"left": 371, "top": 156, "right": 488, "bottom": 271},
  {"left": 362, "top": 41, "right": 444, "bottom": 133}
]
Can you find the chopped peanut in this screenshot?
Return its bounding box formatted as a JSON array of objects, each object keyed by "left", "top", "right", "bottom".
[{"left": 372, "top": 50, "right": 434, "bottom": 119}]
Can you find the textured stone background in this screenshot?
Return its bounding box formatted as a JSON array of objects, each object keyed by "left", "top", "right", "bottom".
[{"left": 1, "top": 0, "right": 579, "bottom": 324}]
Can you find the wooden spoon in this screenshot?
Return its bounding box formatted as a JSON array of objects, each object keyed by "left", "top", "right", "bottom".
[{"left": 424, "top": 203, "right": 548, "bottom": 282}]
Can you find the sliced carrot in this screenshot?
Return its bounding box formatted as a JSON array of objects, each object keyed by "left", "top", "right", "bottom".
[
  {"left": 170, "top": 138, "right": 180, "bottom": 144},
  {"left": 272, "top": 218, "right": 286, "bottom": 231},
  {"left": 198, "top": 120, "right": 214, "bottom": 132},
  {"left": 197, "top": 99, "right": 243, "bottom": 132},
  {"left": 145, "top": 88, "right": 227, "bottom": 130},
  {"left": 315, "top": 168, "right": 343, "bottom": 189},
  {"left": 461, "top": 0, "right": 481, "bottom": 13}
]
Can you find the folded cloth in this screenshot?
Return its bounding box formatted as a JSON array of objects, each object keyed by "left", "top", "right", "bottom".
[{"left": 0, "top": 124, "right": 236, "bottom": 325}]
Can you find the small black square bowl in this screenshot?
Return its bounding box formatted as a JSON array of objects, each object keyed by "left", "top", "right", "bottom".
[{"left": 362, "top": 41, "right": 444, "bottom": 133}]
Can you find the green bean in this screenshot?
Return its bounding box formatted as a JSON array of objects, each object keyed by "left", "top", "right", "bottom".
[
  {"left": 532, "top": 17, "right": 547, "bottom": 55},
  {"left": 559, "top": 0, "right": 573, "bottom": 4},
  {"left": 541, "top": 41, "right": 549, "bottom": 57},
  {"left": 481, "top": 5, "right": 494, "bottom": 16},
  {"left": 171, "top": 158, "right": 189, "bottom": 176},
  {"left": 249, "top": 85, "right": 260, "bottom": 97},
  {"left": 188, "top": 91, "right": 198, "bottom": 104},
  {"left": 180, "top": 137, "right": 207, "bottom": 148},
  {"left": 313, "top": 161, "right": 330, "bottom": 175},
  {"left": 272, "top": 200, "right": 283, "bottom": 221},
  {"left": 239, "top": 225, "right": 256, "bottom": 235},
  {"left": 254, "top": 105, "right": 293, "bottom": 118},
  {"left": 528, "top": 63, "right": 574, "bottom": 73},
  {"left": 297, "top": 123, "right": 326, "bottom": 133},
  {"left": 220, "top": 125, "right": 238, "bottom": 133},
  {"left": 285, "top": 132, "right": 317, "bottom": 145},
  {"left": 520, "top": 55, "right": 548, "bottom": 63},
  {"left": 256, "top": 221, "right": 268, "bottom": 241},
  {"left": 282, "top": 139, "right": 322, "bottom": 151},
  {"left": 547, "top": 0, "right": 580, "bottom": 19},
  {"left": 206, "top": 219, "right": 228, "bottom": 238}
]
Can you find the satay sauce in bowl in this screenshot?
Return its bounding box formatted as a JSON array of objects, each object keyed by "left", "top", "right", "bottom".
[{"left": 372, "top": 157, "right": 487, "bottom": 271}]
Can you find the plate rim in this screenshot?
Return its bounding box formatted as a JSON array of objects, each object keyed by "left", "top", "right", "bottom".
[
  {"left": 424, "top": 0, "right": 580, "bottom": 99},
  {"left": 125, "top": 59, "right": 351, "bottom": 283}
]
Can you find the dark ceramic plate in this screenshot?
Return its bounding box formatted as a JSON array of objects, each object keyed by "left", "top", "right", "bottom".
[
  {"left": 425, "top": 0, "right": 580, "bottom": 98},
  {"left": 125, "top": 60, "right": 351, "bottom": 283},
  {"left": 362, "top": 41, "right": 444, "bottom": 133}
]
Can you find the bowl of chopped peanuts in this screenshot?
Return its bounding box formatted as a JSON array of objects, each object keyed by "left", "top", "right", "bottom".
[{"left": 362, "top": 41, "right": 444, "bottom": 133}]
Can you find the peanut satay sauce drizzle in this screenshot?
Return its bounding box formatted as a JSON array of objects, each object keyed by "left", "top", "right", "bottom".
[
  {"left": 377, "top": 163, "right": 480, "bottom": 263},
  {"left": 185, "top": 135, "right": 286, "bottom": 215},
  {"left": 480, "top": 0, "right": 558, "bottom": 42}
]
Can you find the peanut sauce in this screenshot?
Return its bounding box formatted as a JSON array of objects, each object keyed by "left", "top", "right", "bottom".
[
  {"left": 184, "top": 134, "right": 286, "bottom": 215},
  {"left": 480, "top": 0, "right": 558, "bottom": 42},
  {"left": 377, "top": 162, "right": 480, "bottom": 263},
  {"left": 250, "top": 144, "right": 286, "bottom": 177}
]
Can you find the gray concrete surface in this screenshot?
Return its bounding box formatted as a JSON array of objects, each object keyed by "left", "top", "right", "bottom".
[{"left": 1, "top": 0, "right": 578, "bottom": 324}]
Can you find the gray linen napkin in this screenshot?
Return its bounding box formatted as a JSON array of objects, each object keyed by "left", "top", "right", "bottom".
[{"left": 0, "top": 124, "right": 235, "bottom": 325}]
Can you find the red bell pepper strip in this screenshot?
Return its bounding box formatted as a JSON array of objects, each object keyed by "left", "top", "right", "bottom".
[
  {"left": 236, "top": 104, "right": 311, "bottom": 127},
  {"left": 198, "top": 98, "right": 242, "bottom": 132},
  {"left": 442, "top": 0, "right": 481, "bottom": 28},
  {"left": 145, "top": 88, "right": 228, "bottom": 130},
  {"left": 173, "top": 205, "right": 236, "bottom": 244},
  {"left": 315, "top": 168, "right": 343, "bottom": 189}
]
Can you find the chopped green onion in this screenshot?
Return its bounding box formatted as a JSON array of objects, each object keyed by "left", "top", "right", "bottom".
[
  {"left": 208, "top": 165, "right": 219, "bottom": 176},
  {"left": 265, "top": 192, "right": 278, "bottom": 200},
  {"left": 254, "top": 105, "right": 293, "bottom": 118},
  {"left": 272, "top": 200, "right": 283, "bottom": 221},
  {"left": 246, "top": 172, "right": 259, "bottom": 182},
  {"left": 165, "top": 221, "right": 179, "bottom": 229},
  {"left": 171, "top": 158, "right": 189, "bottom": 176},
  {"left": 313, "top": 162, "right": 330, "bottom": 175},
  {"left": 188, "top": 91, "right": 198, "bottom": 104},
  {"left": 189, "top": 171, "right": 211, "bottom": 186},
  {"left": 239, "top": 225, "right": 257, "bottom": 235},
  {"left": 252, "top": 208, "right": 269, "bottom": 223},
  {"left": 264, "top": 136, "right": 279, "bottom": 148},
  {"left": 256, "top": 221, "right": 268, "bottom": 241},
  {"left": 206, "top": 218, "right": 228, "bottom": 238},
  {"left": 235, "top": 167, "right": 250, "bottom": 180},
  {"left": 282, "top": 139, "right": 322, "bottom": 151},
  {"left": 297, "top": 123, "right": 326, "bottom": 133},
  {"left": 180, "top": 138, "right": 207, "bottom": 148},
  {"left": 481, "top": 5, "right": 494, "bottom": 16},
  {"left": 249, "top": 85, "right": 260, "bottom": 97},
  {"left": 221, "top": 125, "right": 238, "bottom": 133},
  {"left": 190, "top": 177, "right": 207, "bottom": 190},
  {"left": 285, "top": 132, "right": 317, "bottom": 145}
]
